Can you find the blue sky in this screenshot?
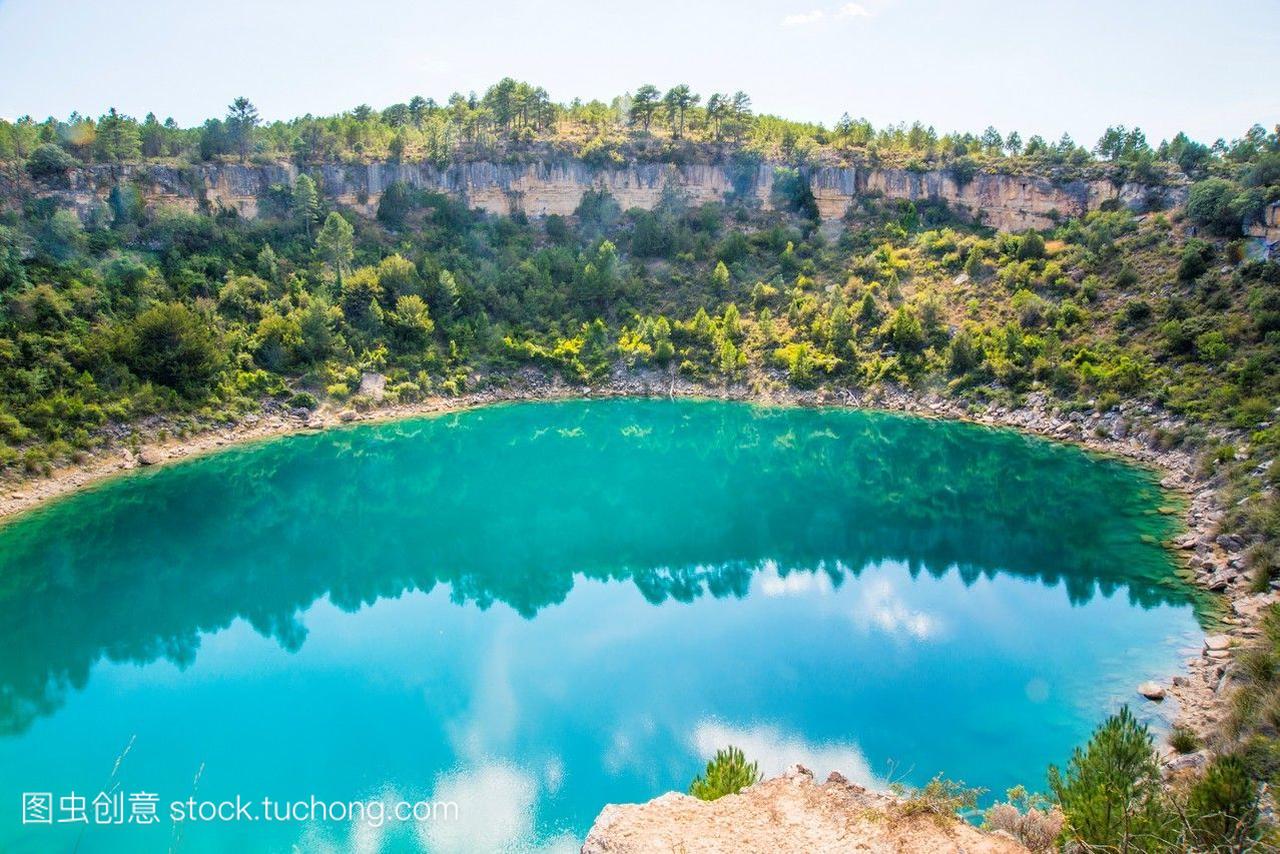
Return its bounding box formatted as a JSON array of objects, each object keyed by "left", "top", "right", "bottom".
[{"left": 0, "top": 0, "right": 1275, "bottom": 146}]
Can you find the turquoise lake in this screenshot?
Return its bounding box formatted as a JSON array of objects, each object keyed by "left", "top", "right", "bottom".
[{"left": 0, "top": 398, "right": 1204, "bottom": 852}]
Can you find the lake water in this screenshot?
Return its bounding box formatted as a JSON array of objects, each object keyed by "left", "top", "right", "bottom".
[{"left": 0, "top": 399, "right": 1204, "bottom": 852}]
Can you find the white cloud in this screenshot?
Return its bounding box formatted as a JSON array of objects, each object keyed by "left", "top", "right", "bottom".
[
  {"left": 444, "top": 630, "right": 519, "bottom": 762},
  {"left": 288, "top": 788, "right": 400, "bottom": 854},
  {"left": 602, "top": 714, "right": 658, "bottom": 777},
  {"left": 784, "top": 2, "right": 880, "bottom": 27},
  {"left": 782, "top": 9, "right": 825, "bottom": 26},
  {"left": 544, "top": 756, "right": 565, "bottom": 795},
  {"left": 852, "top": 577, "right": 940, "bottom": 641},
  {"left": 691, "top": 720, "right": 885, "bottom": 789},
  {"left": 758, "top": 562, "right": 833, "bottom": 597},
  {"left": 421, "top": 763, "right": 537, "bottom": 853}
]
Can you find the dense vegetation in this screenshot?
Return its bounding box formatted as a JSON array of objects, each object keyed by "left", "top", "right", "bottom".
[
  {"left": 4, "top": 78, "right": 1280, "bottom": 186},
  {"left": 1, "top": 86, "right": 1279, "bottom": 847},
  {"left": 988, "top": 706, "right": 1262, "bottom": 849}
]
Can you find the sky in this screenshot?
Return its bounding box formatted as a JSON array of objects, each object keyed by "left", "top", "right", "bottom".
[{"left": 0, "top": 0, "right": 1275, "bottom": 147}]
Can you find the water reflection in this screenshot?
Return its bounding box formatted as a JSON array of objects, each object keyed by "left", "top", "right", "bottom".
[
  {"left": 0, "top": 399, "right": 1198, "bottom": 735},
  {"left": 691, "top": 719, "right": 884, "bottom": 789}
]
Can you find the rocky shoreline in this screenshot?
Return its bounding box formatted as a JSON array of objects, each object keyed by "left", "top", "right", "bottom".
[{"left": 0, "top": 369, "right": 1265, "bottom": 776}]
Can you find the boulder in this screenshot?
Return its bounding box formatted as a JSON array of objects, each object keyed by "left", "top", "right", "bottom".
[
  {"left": 1204, "top": 634, "right": 1232, "bottom": 653},
  {"left": 1216, "top": 533, "right": 1245, "bottom": 551},
  {"left": 1164, "top": 750, "right": 1209, "bottom": 776},
  {"left": 1204, "top": 570, "right": 1234, "bottom": 591},
  {"left": 1138, "top": 681, "right": 1166, "bottom": 701},
  {"left": 338, "top": 409, "right": 357, "bottom": 423},
  {"left": 358, "top": 371, "right": 387, "bottom": 400},
  {"left": 136, "top": 447, "right": 164, "bottom": 466}
]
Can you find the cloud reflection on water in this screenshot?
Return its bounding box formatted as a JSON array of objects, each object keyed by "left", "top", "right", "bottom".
[{"left": 691, "top": 719, "right": 886, "bottom": 790}]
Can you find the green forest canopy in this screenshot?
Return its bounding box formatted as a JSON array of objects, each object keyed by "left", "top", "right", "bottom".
[{"left": 2, "top": 78, "right": 1278, "bottom": 186}]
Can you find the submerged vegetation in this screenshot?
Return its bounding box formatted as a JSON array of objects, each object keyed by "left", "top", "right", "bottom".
[{"left": 1, "top": 81, "right": 1280, "bottom": 848}]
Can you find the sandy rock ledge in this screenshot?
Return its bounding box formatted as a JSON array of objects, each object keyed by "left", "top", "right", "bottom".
[{"left": 581, "top": 766, "right": 1028, "bottom": 854}]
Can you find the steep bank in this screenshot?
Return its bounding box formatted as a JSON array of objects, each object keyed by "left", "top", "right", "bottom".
[{"left": 11, "top": 159, "right": 1186, "bottom": 232}]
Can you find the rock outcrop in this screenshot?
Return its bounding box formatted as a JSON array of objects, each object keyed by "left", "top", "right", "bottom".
[
  {"left": 581, "top": 766, "right": 1029, "bottom": 853},
  {"left": 13, "top": 157, "right": 1186, "bottom": 233},
  {"left": 1247, "top": 201, "right": 1280, "bottom": 248}
]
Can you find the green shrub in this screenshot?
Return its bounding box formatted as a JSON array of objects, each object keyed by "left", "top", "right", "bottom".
[
  {"left": 1185, "top": 754, "right": 1261, "bottom": 850},
  {"left": 287, "top": 391, "right": 318, "bottom": 410},
  {"left": 115, "top": 303, "right": 223, "bottom": 397},
  {"left": 1016, "top": 230, "right": 1046, "bottom": 261},
  {"left": 20, "top": 447, "right": 49, "bottom": 476},
  {"left": 0, "top": 412, "right": 31, "bottom": 444},
  {"left": 896, "top": 774, "right": 984, "bottom": 819},
  {"left": 688, "top": 746, "right": 760, "bottom": 801},
  {"left": 389, "top": 381, "right": 422, "bottom": 403},
  {"left": 1187, "top": 178, "right": 1245, "bottom": 236},
  {"left": 1121, "top": 299, "right": 1152, "bottom": 328},
  {"left": 1248, "top": 542, "right": 1279, "bottom": 593},
  {"left": 1179, "top": 240, "right": 1212, "bottom": 280},
  {"left": 1048, "top": 706, "right": 1172, "bottom": 850},
  {"left": 1195, "top": 330, "right": 1231, "bottom": 364},
  {"left": 1168, "top": 725, "right": 1200, "bottom": 754},
  {"left": 25, "top": 143, "right": 79, "bottom": 182}
]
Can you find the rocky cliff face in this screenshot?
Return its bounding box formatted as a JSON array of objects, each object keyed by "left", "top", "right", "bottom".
[
  {"left": 27, "top": 158, "right": 1185, "bottom": 233},
  {"left": 1247, "top": 201, "right": 1280, "bottom": 247}
]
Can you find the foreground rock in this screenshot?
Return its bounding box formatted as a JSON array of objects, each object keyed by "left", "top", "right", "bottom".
[
  {"left": 135, "top": 447, "right": 164, "bottom": 466},
  {"left": 1138, "top": 681, "right": 1166, "bottom": 700},
  {"left": 581, "top": 767, "right": 1027, "bottom": 853}
]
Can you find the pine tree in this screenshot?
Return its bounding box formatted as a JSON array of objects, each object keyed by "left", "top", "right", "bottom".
[
  {"left": 662, "top": 85, "right": 698, "bottom": 139},
  {"left": 1185, "top": 754, "right": 1260, "bottom": 850},
  {"left": 292, "top": 174, "right": 320, "bottom": 238},
  {"left": 315, "top": 212, "right": 354, "bottom": 279},
  {"left": 1048, "top": 706, "right": 1172, "bottom": 851},
  {"left": 94, "top": 108, "right": 141, "bottom": 165},
  {"left": 689, "top": 746, "right": 760, "bottom": 801},
  {"left": 226, "top": 97, "right": 259, "bottom": 163},
  {"left": 629, "top": 85, "right": 661, "bottom": 131}
]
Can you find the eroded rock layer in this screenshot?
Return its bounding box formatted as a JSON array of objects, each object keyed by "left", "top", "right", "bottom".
[{"left": 11, "top": 158, "right": 1187, "bottom": 233}]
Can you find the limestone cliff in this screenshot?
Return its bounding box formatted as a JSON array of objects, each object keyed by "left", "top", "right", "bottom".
[
  {"left": 16, "top": 157, "right": 1185, "bottom": 233},
  {"left": 1247, "top": 201, "right": 1280, "bottom": 247}
]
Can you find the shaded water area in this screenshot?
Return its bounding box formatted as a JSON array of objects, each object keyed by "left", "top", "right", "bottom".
[{"left": 0, "top": 399, "right": 1204, "bottom": 851}]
